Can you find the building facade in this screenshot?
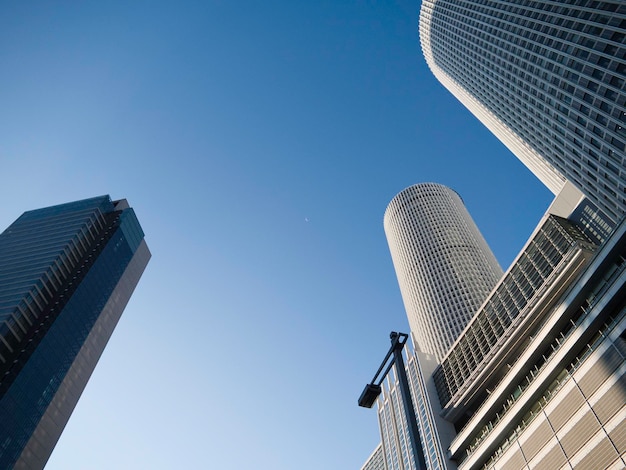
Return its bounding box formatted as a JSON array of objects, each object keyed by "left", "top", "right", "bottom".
[
  {"left": 362, "top": 443, "right": 386, "bottom": 470},
  {"left": 372, "top": 337, "right": 459, "bottom": 470},
  {"left": 437, "top": 204, "right": 626, "bottom": 470},
  {"left": 416, "top": 2, "right": 626, "bottom": 468},
  {"left": 384, "top": 183, "right": 502, "bottom": 360},
  {"left": 0, "top": 196, "right": 150, "bottom": 469},
  {"left": 364, "top": 4, "right": 626, "bottom": 468},
  {"left": 420, "top": 0, "right": 626, "bottom": 223},
  {"left": 375, "top": 348, "right": 422, "bottom": 470}
]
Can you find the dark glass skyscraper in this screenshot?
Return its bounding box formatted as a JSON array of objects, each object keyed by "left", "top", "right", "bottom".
[{"left": 0, "top": 196, "right": 150, "bottom": 469}]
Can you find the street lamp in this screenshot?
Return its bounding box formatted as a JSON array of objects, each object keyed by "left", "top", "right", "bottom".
[{"left": 358, "top": 332, "right": 427, "bottom": 470}]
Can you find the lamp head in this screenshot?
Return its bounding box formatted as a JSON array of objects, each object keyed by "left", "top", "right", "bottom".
[{"left": 358, "top": 383, "right": 382, "bottom": 408}]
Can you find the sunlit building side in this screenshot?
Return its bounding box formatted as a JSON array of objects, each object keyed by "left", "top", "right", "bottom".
[
  {"left": 383, "top": 183, "right": 502, "bottom": 361},
  {"left": 417, "top": 2, "right": 626, "bottom": 468},
  {"left": 420, "top": 1, "right": 626, "bottom": 223},
  {"left": 363, "top": 183, "right": 502, "bottom": 470},
  {"left": 362, "top": 443, "right": 386, "bottom": 470}
]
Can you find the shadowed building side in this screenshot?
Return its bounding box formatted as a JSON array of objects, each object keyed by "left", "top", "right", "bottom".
[{"left": 0, "top": 196, "right": 150, "bottom": 469}]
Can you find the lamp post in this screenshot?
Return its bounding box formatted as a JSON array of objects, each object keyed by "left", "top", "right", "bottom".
[{"left": 358, "top": 332, "right": 427, "bottom": 470}]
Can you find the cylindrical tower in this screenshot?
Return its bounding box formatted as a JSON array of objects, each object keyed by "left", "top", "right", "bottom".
[
  {"left": 419, "top": 1, "right": 626, "bottom": 223},
  {"left": 384, "top": 183, "right": 502, "bottom": 360}
]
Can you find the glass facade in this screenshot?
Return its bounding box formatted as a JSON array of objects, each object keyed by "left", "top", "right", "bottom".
[
  {"left": 0, "top": 196, "right": 150, "bottom": 469},
  {"left": 361, "top": 444, "right": 386, "bottom": 470},
  {"left": 420, "top": 0, "right": 626, "bottom": 223},
  {"left": 377, "top": 364, "right": 418, "bottom": 470},
  {"left": 370, "top": 339, "right": 458, "bottom": 470}
]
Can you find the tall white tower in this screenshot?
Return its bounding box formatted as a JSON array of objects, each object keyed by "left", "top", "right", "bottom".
[
  {"left": 366, "top": 183, "right": 502, "bottom": 470},
  {"left": 384, "top": 183, "right": 502, "bottom": 360}
]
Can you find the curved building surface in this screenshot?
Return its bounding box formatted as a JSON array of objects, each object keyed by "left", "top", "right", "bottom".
[
  {"left": 420, "top": 1, "right": 626, "bottom": 222},
  {"left": 384, "top": 183, "right": 502, "bottom": 360}
]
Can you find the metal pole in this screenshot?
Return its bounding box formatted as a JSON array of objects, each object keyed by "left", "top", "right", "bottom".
[{"left": 390, "top": 332, "right": 427, "bottom": 470}]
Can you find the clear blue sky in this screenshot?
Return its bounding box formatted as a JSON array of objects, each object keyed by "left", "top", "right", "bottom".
[{"left": 0, "top": 1, "right": 552, "bottom": 469}]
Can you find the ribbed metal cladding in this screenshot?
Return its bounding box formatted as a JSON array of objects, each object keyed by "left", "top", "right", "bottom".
[
  {"left": 384, "top": 183, "right": 502, "bottom": 360},
  {"left": 420, "top": 0, "right": 626, "bottom": 223},
  {"left": 434, "top": 215, "right": 597, "bottom": 408}
]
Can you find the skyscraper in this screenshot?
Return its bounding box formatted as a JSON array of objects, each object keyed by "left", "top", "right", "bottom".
[
  {"left": 367, "top": 183, "right": 502, "bottom": 470},
  {"left": 420, "top": 1, "right": 626, "bottom": 223},
  {"left": 383, "top": 183, "right": 502, "bottom": 360},
  {"left": 0, "top": 196, "right": 150, "bottom": 469},
  {"left": 363, "top": 5, "right": 626, "bottom": 468},
  {"left": 415, "top": 4, "right": 626, "bottom": 468}
]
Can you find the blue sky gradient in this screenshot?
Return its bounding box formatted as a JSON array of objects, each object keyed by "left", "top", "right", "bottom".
[{"left": 0, "top": 1, "right": 552, "bottom": 468}]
